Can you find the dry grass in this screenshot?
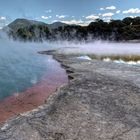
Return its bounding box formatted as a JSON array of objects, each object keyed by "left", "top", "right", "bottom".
[
  {"left": 61, "top": 52, "right": 140, "bottom": 62},
  {"left": 88, "top": 54, "right": 140, "bottom": 62}
]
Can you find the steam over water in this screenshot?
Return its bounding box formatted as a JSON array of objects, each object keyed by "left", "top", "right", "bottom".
[
  {"left": 56, "top": 41, "right": 140, "bottom": 55},
  {"left": 0, "top": 39, "right": 58, "bottom": 99},
  {"left": 0, "top": 38, "right": 140, "bottom": 100}
]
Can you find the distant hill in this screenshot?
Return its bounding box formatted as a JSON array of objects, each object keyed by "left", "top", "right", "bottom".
[
  {"left": 47, "top": 22, "right": 67, "bottom": 29},
  {"left": 7, "top": 19, "right": 47, "bottom": 31},
  {"left": 5, "top": 18, "right": 70, "bottom": 41},
  {"left": 7, "top": 18, "right": 68, "bottom": 31}
]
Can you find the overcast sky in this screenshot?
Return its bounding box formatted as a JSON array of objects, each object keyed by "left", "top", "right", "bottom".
[{"left": 0, "top": 0, "right": 140, "bottom": 27}]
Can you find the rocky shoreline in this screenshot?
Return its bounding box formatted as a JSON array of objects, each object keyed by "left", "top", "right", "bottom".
[{"left": 0, "top": 49, "right": 140, "bottom": 140}]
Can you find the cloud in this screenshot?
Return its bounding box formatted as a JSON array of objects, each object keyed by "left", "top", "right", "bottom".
[
  {"left": 56, "top": 15, "right": 67, "bottom": 19},
  {"left": 41, "top": 16, "right": 52, "bottom": 20},
  {"left": 103, "top": 17, "right": 112, "bottom": 22},
  {"left": 116, "top": 10, "right": 121, "bottom": 14},
  {"left": 0, "top": 16, "right": 6, "bottom": 29},
  {"left": 61, "top": 20, "right": 84, "bottom": 25},
  {"left": 61, "top": 19, "right": 94, "bottom": 26},
  {"left": 123, "top": 8, "right": 140, "bottom": 14},
  {"left": 61, "top": 19, "right": 84, "bottom": 25},
  {"left": 129, "top": 16, "right": 137, "bottom": 18},
  {"left": 102, "top": 12, "right": 114, "bottom": 17},
  {"left": 100, "top": 8, "right": 104, "bottom": 11},
  {"left": 0, "top": 16, "right": 6, "bottom": 20},
  {"left": 100, "top": 6, "right": 116, "bottom": 11},
  {"left": 106, "top": 6, "right": 116, "bottom": 10},
  {"left": 85, "top": 15, "right": 99, "bottom": 20}
]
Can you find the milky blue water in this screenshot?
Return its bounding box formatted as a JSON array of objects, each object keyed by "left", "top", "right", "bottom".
[{"left": 0, "top": 39, "right": 56, "bottom": 100}]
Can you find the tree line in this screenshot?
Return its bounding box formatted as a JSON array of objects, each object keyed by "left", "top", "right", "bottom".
[{"left": 8, "top": 17, "right": 140, "bottom": 42}]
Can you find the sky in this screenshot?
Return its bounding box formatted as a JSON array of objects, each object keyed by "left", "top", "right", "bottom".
[{"left": 0, "top": 0, "right": 140, "bottom": 27}]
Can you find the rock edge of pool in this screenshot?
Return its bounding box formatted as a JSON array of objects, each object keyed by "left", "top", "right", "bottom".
[{"left": 0, "top": 49, "right": 140, "bottom": 140}]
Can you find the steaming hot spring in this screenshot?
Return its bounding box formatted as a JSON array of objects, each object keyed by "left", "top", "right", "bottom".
[
  {"left": 0, "top": 39, "right": 140, "bottom": 122},
  {"left": 0, "top": 40, "right": 140, "bottom": 99},
  {"left": 56, "top": 41, "right": 140, "bottom": 66}
]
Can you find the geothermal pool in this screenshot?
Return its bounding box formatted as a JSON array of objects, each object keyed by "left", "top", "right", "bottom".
[
  {"left": 0, "top": 40, "right": 140, "bottom": 122},
  {"left": 1, "top": 40, "right": 140, "bottom": 98},
  {"left": 0, "top": 39, "right": 68, "bottom": 122},
  {"left": 1, "top": 40, "right": 140, "bottom": 100},
  {"left": 0, "top": 40, "right": 61, "bottom": 99}
]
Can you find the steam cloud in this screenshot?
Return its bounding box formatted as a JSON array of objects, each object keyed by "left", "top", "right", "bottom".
[{"left": 47, "top": 40, "right": 140, "bottom": 56}]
